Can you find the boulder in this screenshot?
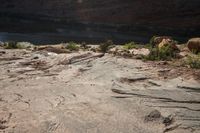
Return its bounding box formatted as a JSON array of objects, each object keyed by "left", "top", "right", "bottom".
[
  {"left": 158, "top": 39, "right": 179, "bottom": 51},
  {"left": 187, "top": 38, "right": 200, "bottom": 53}
]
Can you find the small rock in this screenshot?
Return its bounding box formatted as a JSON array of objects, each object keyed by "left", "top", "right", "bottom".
[
  {"left": 144, "top": 110, "right": 162, "bottom": 122},
  {"left": 33, "top": 56, "right": 39, "bottom": 59},
  {"left": 47, "top": 52, "right": 58, "bottom": 56},
  {"left": 0, "top": 112, "right": 12, "bottom": 130},
  {"left": 108, "top": 47, "right": 118, "bottom": 54},
  {"left": 130, "top": 48, "right": 150, "bottom": 56},
  {"left": 177, "top": 51, "right": 189, "bottom": 58},
  {"left": 0, "top": 51, "right": 6, "bottom": 54},
  {"left": 0, "top": 124, "right": 8, "bottom": 130},
  {"left": 162, "top": 115, "right": 174, "bottom": 126},
  {"left": 145, "top": 110, "right": 174, "bottom": 127},
  {"left": 121, "top": 51, "right": 132, "bottom": 57},
  {"left": 157, "top": 61, "right": 168, "bottom": 65},
  {"left": 158, "top": 69, "right": 171, "bottom": 73},
  {"left": 148, "top": 80, "right": 162, "bottom": 86}
]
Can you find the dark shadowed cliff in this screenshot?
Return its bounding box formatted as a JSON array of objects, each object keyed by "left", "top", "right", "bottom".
[
  {"left": 1, "top": 0, "right": 200, "bottom": 27},
  {"left": 0, "top": 0, "right": 200, "bottom": 43}
]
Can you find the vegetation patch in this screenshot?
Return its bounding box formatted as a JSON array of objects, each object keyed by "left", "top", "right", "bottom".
[
  {"left": 144, "top": 43, "right": 153, "bottom": 49},
  {"left": 149, "top": 36, "right": 157, "bottom": 47},
  {"left": 123, "top": 42, "right": 141, "bottom": 50},
  {"left": 65, "top": 42, "right": 80, "bottom": 51},
  {"left": 99, "top": 40, "right": 114, "bottom": 53},
  {"left": 184, "top": 54, "right": 200, "bottom": 69},
  {"left": 4, "top": 41, "right": 19, "bottom": 49},
  {"left": 143, "top": 45, "right": 177, "bottom": 61},
  {"left": 4, "top": 41, "right": 34, "bottom": 49}
]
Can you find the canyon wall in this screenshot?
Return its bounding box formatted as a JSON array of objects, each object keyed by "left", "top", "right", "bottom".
[{"left": 0, "top": 0, "right": 200, "bottom": 28}]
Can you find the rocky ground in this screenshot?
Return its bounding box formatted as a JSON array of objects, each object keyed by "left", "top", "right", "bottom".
[{"left": 0, "top": 46, "right": 200, "bottom": 133}]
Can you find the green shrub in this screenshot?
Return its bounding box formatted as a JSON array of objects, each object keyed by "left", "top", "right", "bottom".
[
  {"left": 158, "top": 45, "right": 177, "bottom": 60},
  {"left": 149, "top": 36, "right": 157, "bottom": 47},
  {"left": 123, "top": 42, "right": 139, "bottom": 50},
  {"left": 143, "top": 45, "right": 177, "bottom": 61},
  {"left": 4, "top": 41, "right": 33, "bottom": 49},
  {"left": 144, "top": 43, "right": 153, "bottom": 49},
  {"left": 4, "top": 41, "right": 18, "bottom": 49},
  {"left": 17, "top": 42, "right": 34, "bottom": 49},
  {"left": 99, "top": 40, "right": 114, "bottom": 53},
  {"left": 185, "top": 55, "right": 200, "bottom": 69},
  {"left": 65, "top": 42, "right": 79, "bottom": 51}
]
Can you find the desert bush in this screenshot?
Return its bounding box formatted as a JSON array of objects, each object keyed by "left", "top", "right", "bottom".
[
  {"left": 149, "top": 36, "right": 157, "bottom": 47},
  {"left": 99, "top": 40, "right": 114, "bottom": 53},
  {"left": 145, "top": 44, "right": 153, "bottom": 49},
  {"left": 143, "top": 45, "right": 177, "bottom": 61},
  {"left": 4, "top": 41, "right": 18, "bottom": 49},
  {"left": 123, "top": 42, "right": 140, "bottom": 50},
  {"left": 4, "top": 41, "right": 34, "bottom": 49},
  {"left": 65, "top": 42, "right": 79, "bottom": 51},
  {"left": 149, "top": 36, "right": 176, "bottom": 47},
  {"left": 184, "top": 54, "right": 200, "bottom": 69},
  {"left": 17, "top": 42, "right": 34, "bottom": 49}
]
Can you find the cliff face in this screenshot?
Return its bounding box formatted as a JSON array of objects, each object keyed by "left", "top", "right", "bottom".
[{"left": 0, "top": 0, "right": 200, "bottom": 29}]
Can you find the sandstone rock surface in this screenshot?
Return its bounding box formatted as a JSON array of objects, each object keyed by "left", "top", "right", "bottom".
[{"left": 0, "top": 48, "right": 200, "bottom": 133}]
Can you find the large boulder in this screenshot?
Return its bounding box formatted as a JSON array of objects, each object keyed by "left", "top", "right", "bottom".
[{"left": 187, "top": 38, "right": 200, "bottom": 53}]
